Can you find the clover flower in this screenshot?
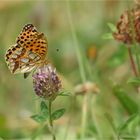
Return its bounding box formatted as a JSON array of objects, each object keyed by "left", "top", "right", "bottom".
[
  {"left": 32, "top": 65, "right": 62, "bottom": 100},
  {"left": 113, "top": 6, "right": 140, "bottom": 44}
]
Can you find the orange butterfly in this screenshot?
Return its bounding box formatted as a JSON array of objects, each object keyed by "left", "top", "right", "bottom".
[{"left": 5, "top": 24, "right": 48, "bottom": 78}]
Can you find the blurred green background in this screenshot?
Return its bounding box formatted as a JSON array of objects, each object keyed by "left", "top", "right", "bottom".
[{"left": 1, "top": 0, "right": 140, "bottom": 140}]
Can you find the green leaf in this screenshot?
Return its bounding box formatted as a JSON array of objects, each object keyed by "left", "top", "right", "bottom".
[
  {"left": 127, "top": 77, "right": 140, "bottom": 86},
  {"left": 119, "top": 113, "right": 140, "bottom": 135},
  {"left": 51, "top": 108, "right": 66, "bottom": 120},
  {"left": 40, "top": 101, "right": 49, "bottom": 117},
  {"left": 107, "top": 22, "right": 117, "bottom": 32},
  {"left": 102, "top": 33, "right": 114, "bottom": 40},
  {"left": 41, "top": 101, "right": 48, "bottom": 111},
  {"left": 58, "top": 91, "right": 71, "bottom": 96},
  {"left": 118, "top": 135, "right": 136, "bottom": 140},
  {"left": 113, "top": 85, "right": 139, "bottom": 114},
  {"left": 31, "top": 114, "right": 46, "bottom": 123}
]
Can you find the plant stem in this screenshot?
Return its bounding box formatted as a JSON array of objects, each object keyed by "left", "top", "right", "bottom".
[
  {"left": 128, "top": 9, "right": 140, "bottom": 76},
  {"left": 66, "top": 0, "right": 86, "bottom": 83},
  {"left": 127, "top": 47, "right": 138, "bottom": 77},
  {"left": 132, "top": 43, "right": 140, "bottom": 76},
  {"left": 66, "top": 1, "right": 88, "bottom": 139},
  {"left": 48, "top": 100, "right": 56, "bottom": 140},
  {"left": 81, "top": 95, "right": 88, "bottom": 139}
]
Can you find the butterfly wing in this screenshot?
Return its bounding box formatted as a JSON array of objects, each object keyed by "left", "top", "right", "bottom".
[
  {"left": 5, "top": 44, "right": 36, "bottom": 73},
  {"left": 17, "top": 24, "right": 48, "bottom": 59},
  {"left": 5, "top": 24, "right": 48, "bottom": 74}
]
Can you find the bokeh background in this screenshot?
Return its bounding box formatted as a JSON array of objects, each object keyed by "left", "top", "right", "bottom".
[{"left": 1, "top": 0, "right": 139, "bottom": 140}]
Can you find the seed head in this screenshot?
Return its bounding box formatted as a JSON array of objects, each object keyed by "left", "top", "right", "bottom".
[{"left": 113, "top": 6, "right": 140, "bottom": 44}]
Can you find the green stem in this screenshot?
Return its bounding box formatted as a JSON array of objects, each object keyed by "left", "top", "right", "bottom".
[
  {"left": 90, "top": 96, "right": 102, "bottom": 140},
  {"left": 48, "top": 100, "right": 56, "bottom": 140},
  {"left": 81, "top": 95, "right": 88, "bottom": 139},
  {"left": 66, "top": 0, "right": 86, "bottom": 83},
  {"left": 66, "top": 1, "right": 87, "bottom": 140}
]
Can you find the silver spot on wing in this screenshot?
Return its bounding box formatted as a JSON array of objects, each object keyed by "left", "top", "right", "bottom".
[
  {"left": 15, "top": 50, "right": 22, "bottom": 55},
  {"left": 34, "top": 56, "right": 40, "bottom": 61},
  {"left": 29, "top": 53, "right": 37, "bottom": 59},
  {"left": 11, "top": 54, "right": 18, "bottom": 58},
  {"left": 27, "top": 51, "right": 40, "bottom": 61},
  {"left": 21, "top": 58, "right": 29, "bottom": 63}
]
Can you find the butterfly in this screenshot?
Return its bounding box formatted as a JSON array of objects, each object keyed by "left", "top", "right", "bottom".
[{"left": 5, "top": 24, "right": 48, "bottom": 78}]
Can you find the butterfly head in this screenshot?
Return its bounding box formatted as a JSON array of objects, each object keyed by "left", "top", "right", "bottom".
[{"left": 22, "top": 24, "right": 37, "bottom": 32}]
